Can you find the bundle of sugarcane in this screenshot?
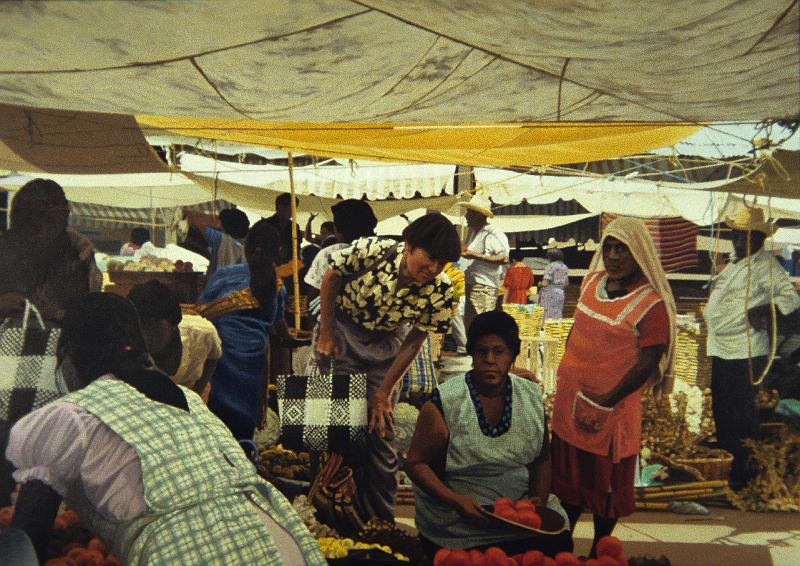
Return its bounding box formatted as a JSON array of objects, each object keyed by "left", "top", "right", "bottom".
[{"left": 636, "top": 480, "right": 728, "bottom": 503}]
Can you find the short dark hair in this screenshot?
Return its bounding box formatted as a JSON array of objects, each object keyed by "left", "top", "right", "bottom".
[
  {"left": 466, "top": 310, "right": 521, "bottom": 358},
  {"left": 332, "top": 199, "right": 377, "bottom": 243},
  {"left": 219, "top": 208, "right": 249, "bottom": 239},
  {"left": 130, "top": 227, "right": 150, "bottom": 246},
  {"left": 401, "top": 213, "right": 461, "bottom": 263},
  {"left": 128, "top": 280, "right": 182, "bottom": 326},
  {"left": 510, "top": 249, "right": 525, "bottom": 262},
  {"left": 320, "top": 221, "right": 336, "bottom": 234},
  {"left": 276, "top": 193, "right": 299, "bottom": 208}
]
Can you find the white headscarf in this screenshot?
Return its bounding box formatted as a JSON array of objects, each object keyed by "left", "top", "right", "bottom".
[{"left": 586, "top": 217, "right": 677, "bottom": 396}]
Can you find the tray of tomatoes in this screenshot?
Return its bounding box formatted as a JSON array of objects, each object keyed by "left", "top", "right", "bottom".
[{"left": 480, "top": 498, "right": 567, "bottom": 535}]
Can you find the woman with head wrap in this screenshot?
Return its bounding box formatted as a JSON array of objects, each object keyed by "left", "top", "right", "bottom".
[
  {"left": 314, "top": 212, "right": 461, "bottom": 522},
  {"left": 538, "top": 247, "right": 569, "bottom": 319},
  {"left": 550, "top": 217, "right": 676, "bottom": 557},
  {"left": 0, "top": 179, "right": 101, "bottom": 506},
  {"left": 407, "top": 310, "right": 572, "bottom": 560},
  {"left": 5, "top": 293, "right": 326, "bottom": 565}
]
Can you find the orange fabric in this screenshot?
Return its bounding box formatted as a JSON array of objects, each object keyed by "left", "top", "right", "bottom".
[
  {"left": 502, "top": 263, "right": 534, "bottom": 304},
  {"left": 551, "top": 272, "right": 663, "bottom": 461}
]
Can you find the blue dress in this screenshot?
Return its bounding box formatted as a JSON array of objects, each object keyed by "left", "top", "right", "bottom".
[{"left": 199, "top": 263, "right": 285, "bottom": 439}]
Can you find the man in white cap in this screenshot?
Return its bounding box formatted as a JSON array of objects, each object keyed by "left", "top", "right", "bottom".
[
  {"left": 460, "top": 194, "right": 510, "bottom": 332},
  {"left": 703, "top": 207, "right": 800, "bottom": 489}
]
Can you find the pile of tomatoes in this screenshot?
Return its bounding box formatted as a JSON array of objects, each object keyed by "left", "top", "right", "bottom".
[
  {"left": 491, "top": 498, "right": 542, "bottom": 529},
  {"left": 433, "top": 536, "right": 627, "bottom": 566},
  {"left": 0, "top": 506, "right": 120, "bottom": 566}
]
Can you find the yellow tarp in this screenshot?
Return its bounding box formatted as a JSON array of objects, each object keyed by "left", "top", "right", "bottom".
[{"left": 137, "top": 117, "right": 701, "bottom": 168}]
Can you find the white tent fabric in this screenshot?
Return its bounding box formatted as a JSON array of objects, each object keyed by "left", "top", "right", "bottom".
[
  {"left": 178, "top": 153, "right": 456, "bottom": 200},
  {"left": 0, "top": 1, "right": 796, "bottom": 122},
  {"left": 474, "top": 168, "right": 800, "bottom": 225},
  {"left": 0, "top": 173, "right": 212, "bottom": 208}
]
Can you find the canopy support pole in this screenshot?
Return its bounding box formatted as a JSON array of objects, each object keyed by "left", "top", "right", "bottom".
[{"left": 287, "top": 151, "right": 301, "bottom": 330}]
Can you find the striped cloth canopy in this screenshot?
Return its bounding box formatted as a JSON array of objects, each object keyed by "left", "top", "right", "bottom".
[{"left": 600, "top": 212, "right": 699, "bottom": 273}]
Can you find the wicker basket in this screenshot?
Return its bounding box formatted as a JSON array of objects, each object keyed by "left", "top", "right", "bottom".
[
  {"left": 502, "top": 304, "right": 544, "bottom": 338},
  {"left": 673, "top": 325, "right": 712, "bottom": 388},
  {"left": 673, "top": 450, "right": 733, "bottom": 482}
]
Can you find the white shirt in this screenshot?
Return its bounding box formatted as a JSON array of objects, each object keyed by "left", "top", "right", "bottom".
[
  {"left": 6, "top": 378, "right": 307, "bottom": 564},
  {"left": 704, "top": 248, "right": 800, "bottom": 359},
  {"left": 463, "top": 223, "right": 509, "bottom": 288},
  {"left": 172, "top": 315, "right": 222, "bottom": 387},
  {"left": 303, "top": 243, "right": 347, "bottom": 289}
]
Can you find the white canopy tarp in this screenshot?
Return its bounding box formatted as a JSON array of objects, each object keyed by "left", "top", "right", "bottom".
[
  {"left": 0, "top": 172, "right": 211, "bottom": 208},
  {"left": 178, "top": 153, "right": 456, "bottom": 200},
  {"left": 0, "top": 1, "right": 796, "bottom": 123}
]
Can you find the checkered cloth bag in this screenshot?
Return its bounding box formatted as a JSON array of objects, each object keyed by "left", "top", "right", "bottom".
[
  {"left": 276, "top": 359, "right": 368, "bottom": 454},
  {"left": 400, "top": 335, "right": 437, "bottom": 401},
  {"left": 0, "top": 300, "right": 61, "bottom": 424}
]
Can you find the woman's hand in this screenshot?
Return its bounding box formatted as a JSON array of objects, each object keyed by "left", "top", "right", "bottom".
[
  {"left": 66, "top": 227, "right": 95, "bottom": 261},
  {"left": 315, "top": 329, "right": 340, "bottom": 357},
  {"left": 450, "top": 494, "right": 489, "bottom": 526},
  {"left": 368, "top": 390, "right": 395, "bottom": 438}
]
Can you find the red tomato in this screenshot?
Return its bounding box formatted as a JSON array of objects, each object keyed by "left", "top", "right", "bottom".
[
  {"left": 522, "top": 550, "right": 545, "bottom": 566},
  {"left": 596, "top": 557, "right": 619, "bottom": 566},
  {"left": 434, "top": 548, "right": 452, "bottom": 566},
  {"left": 448, "top": 549, "right": 472, "bottom": 566},
  {"left": 585, "top": 560, "right": 600, "bottom": 566},
  {"left": 595, "top": 536, "right": 623, "bottom": 558},
  {"left": 87, "top": 538, "right": 107, "bottom": 556},
  {"left": 0, "top": 506, "right": 14, "bottom": 528},
  {"left": 102, "top": 557, "right": 121, "bottom": 566},
  {"left": 514, "top": 500, "right": 536, "bottom": 512},
  {"left": 555, "top": 552, "right": 581, "bottom": 566},
  {"left": 494, "top": 497, "right": 514, "bottom": 508},
  {"left": 485, "top": 546, "right": 509, "bottom": 566},
  {"left": 512, "top": 553, "right": 525, "bottom": 566},
  {"left": 517, "top": 510, "right": 542, "bottom": 529},
  {"left": 542, "top": 557, "right": 557, "bottom": 566},
  {"left": 470, "top": 549, "right": 487, "bottom": 566},
  {"left": 60, "top": 510, "right": 80, "bottom": 528},
  {"left": 616, "top": 558, "right": 628, "bottom": 566},
  {"left": 494, "top": 506, "right": 520, "bottom": 523}
]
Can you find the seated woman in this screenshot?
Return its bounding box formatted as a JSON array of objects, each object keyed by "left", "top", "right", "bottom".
[
  {"left": 406, "top": 310, "right": 572, "bottom": 559},
  {"left": 6, "top": 293, "right": 326, "bottom": 566}
]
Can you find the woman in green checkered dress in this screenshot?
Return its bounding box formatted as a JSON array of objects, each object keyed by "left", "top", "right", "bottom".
[{"left": 6, "top": 293, "right": 326, "bottom": 565}]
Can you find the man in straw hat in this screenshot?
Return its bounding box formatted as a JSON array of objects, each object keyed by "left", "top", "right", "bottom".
[
  {"left": 703, "top": 207, "right": 800, "bottom": 489},
  {"left": 459, "top": 193, "right": 510, "bottom": 331}
]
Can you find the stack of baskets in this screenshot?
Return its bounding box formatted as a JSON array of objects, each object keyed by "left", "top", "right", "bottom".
[
  {"left": 673, "top": 323, "right": 711, "bottom": 388},
  {"left": 501, "top": 304, "right": 545, "bottom": 338},
  {"left": 542, "top": 318, "right": 574, "bottom": 366}
]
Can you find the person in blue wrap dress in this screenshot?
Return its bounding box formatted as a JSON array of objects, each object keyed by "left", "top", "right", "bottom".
[{"left": 198, "top": 219, "right": 287, "bottom": 441}]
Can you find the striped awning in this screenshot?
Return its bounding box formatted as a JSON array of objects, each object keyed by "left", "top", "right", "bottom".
[{"left": 600, "top": 213, "right": 699, "bottom": 273}]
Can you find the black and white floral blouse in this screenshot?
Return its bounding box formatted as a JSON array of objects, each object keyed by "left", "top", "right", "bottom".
[{"left": 328, "top": 237, "right": 454, "bottom": 334}]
